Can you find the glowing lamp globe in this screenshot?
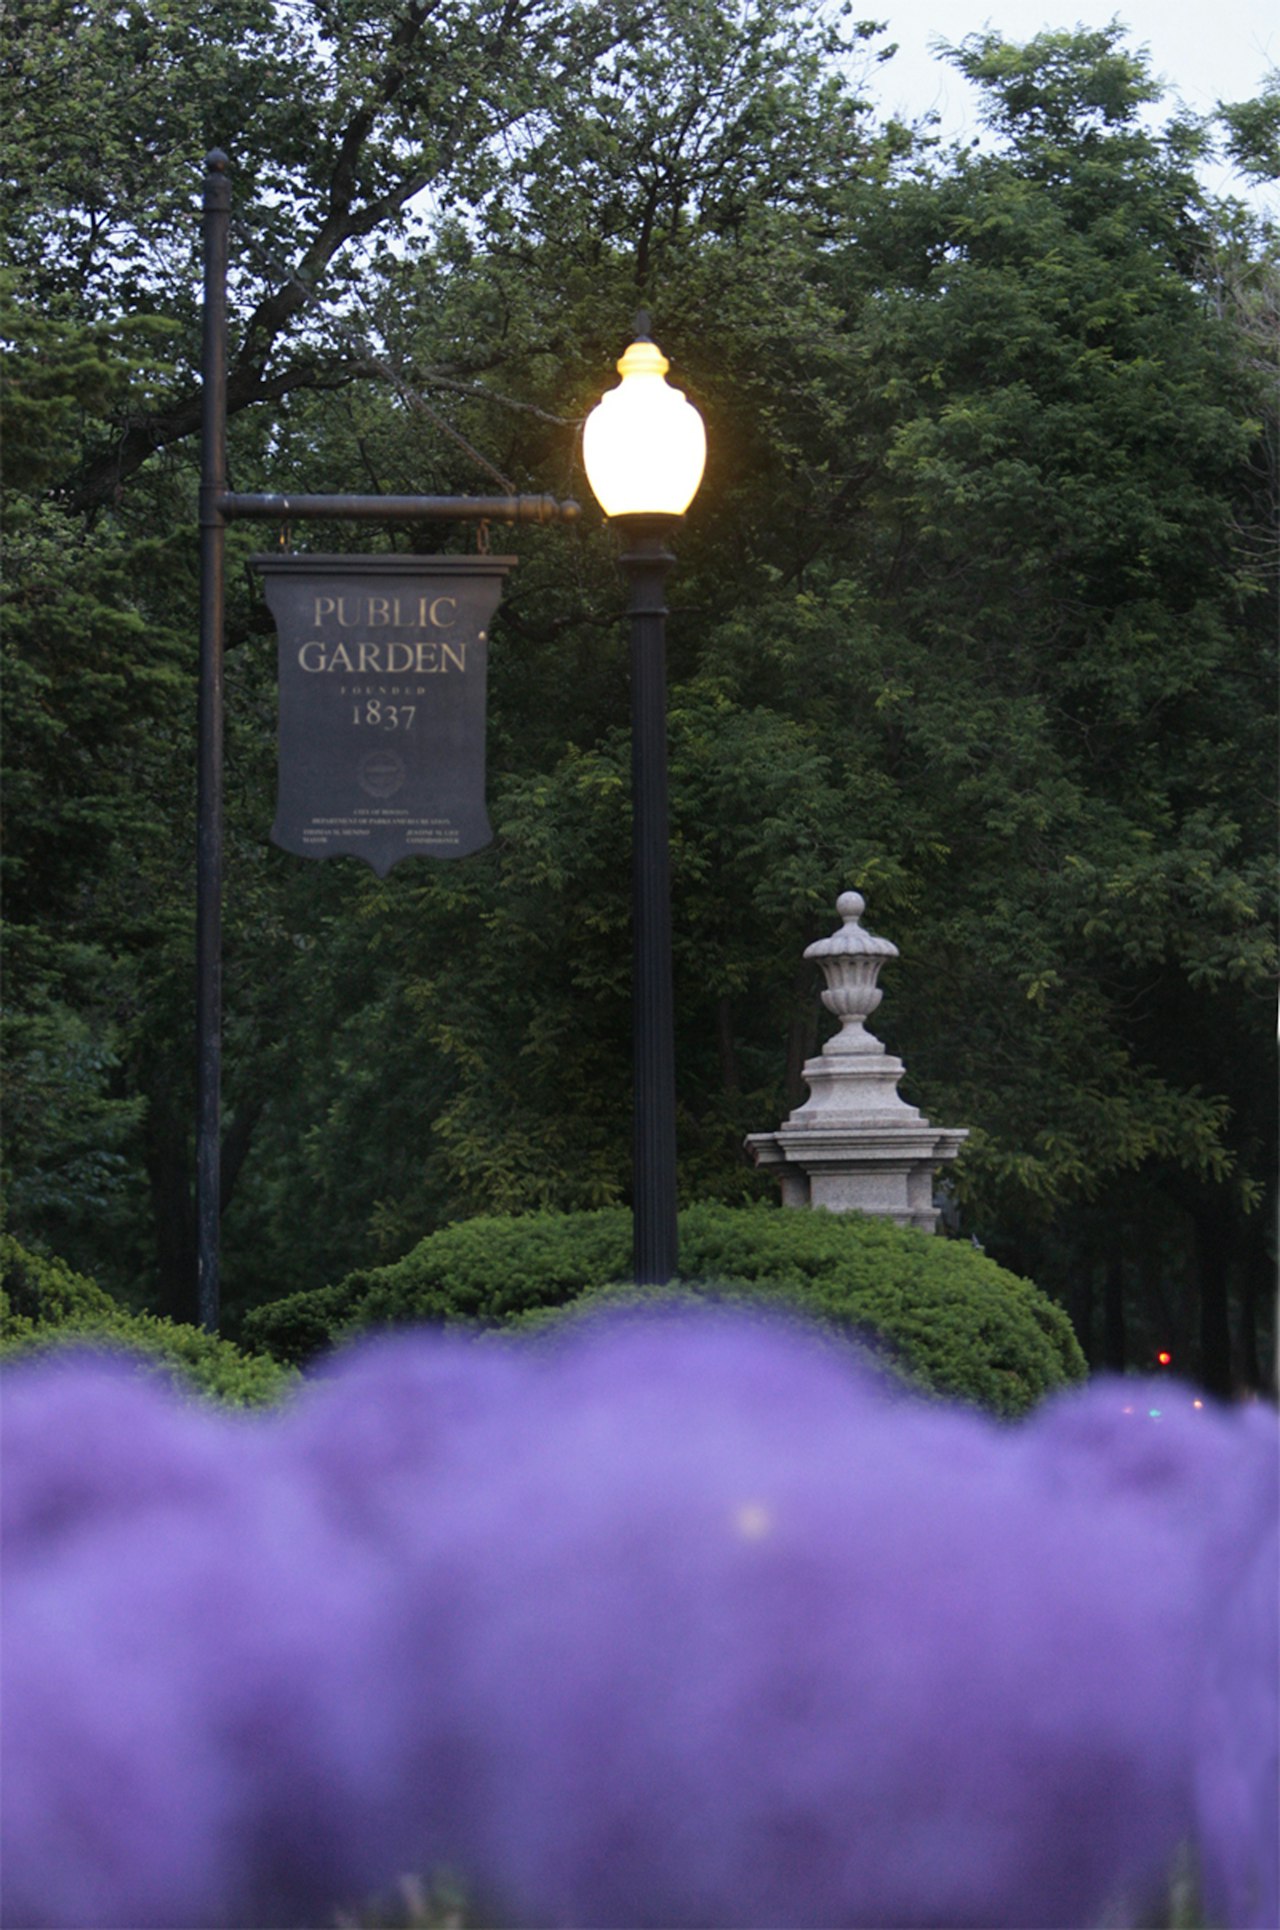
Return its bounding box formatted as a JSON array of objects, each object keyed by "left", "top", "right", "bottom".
[{"left": 583, "top": 336, "right": 706, "bottom": 519}]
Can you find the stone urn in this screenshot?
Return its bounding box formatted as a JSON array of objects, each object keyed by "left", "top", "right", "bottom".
[{"left": 745, "top": 891, "right": 967, "bottom": 1231}]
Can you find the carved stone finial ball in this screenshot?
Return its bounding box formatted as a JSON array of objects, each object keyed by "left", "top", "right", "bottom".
[{"left": 836, "top": 890, "right": 866, "bottom": 922}]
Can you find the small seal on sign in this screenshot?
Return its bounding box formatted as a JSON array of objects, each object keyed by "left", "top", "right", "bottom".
[{"left": 358, "top": 749, "right": 405, "bottom": 798}]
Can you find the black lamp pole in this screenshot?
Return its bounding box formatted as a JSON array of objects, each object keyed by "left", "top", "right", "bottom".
[{"left": 617, "top": 514, "right": 680, "bottom": 1286}]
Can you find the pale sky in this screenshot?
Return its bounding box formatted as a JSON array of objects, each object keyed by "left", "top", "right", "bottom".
[{"left": 856, "top": 0, "right": 1277, "bottom": 204}]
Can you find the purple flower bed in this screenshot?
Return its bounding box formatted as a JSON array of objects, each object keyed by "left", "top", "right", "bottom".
[{"left": 2, "top": 1311, "right": 1275, "bottom": 1928}]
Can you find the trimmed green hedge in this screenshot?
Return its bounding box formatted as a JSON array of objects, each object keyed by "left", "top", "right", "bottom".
[
  {"left": 680, "top": 1204, "right": 1084, "bottom": 1415},
  {"left": 244, "top": 1204, "right": 1085, "bottom": 1416},
  {"left": 0, "top": 1237, "right": 297, "bottom": 1409},
  {"left": 243, "top": 1208, "right": 631, "bottom": 1367}
]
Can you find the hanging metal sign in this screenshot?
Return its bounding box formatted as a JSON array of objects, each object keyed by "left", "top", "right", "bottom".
[{"left": 253, "top": 553, "right": 513, "bottom": 876}]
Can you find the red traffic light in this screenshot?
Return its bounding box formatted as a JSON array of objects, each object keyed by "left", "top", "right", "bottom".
[{"left": 1156, "top": 1350, "right": 1172, "bottom": 1367}]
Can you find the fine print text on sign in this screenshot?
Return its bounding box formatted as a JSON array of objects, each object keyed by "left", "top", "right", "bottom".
[{"left": 253, "top": 553, "right": 513, "bottom": 876}]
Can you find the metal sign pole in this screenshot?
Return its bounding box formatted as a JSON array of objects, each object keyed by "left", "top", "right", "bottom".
[{"left": 196, "top": 150, "right": 230, "bottom": 1332}]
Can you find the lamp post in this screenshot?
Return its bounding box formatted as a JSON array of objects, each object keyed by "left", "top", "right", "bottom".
[{"left": 583, "top": 323, "right": 706, "bottom": 1284}]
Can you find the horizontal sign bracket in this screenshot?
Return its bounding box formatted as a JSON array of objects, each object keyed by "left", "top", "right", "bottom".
[{"left": 219, "top": 491, "right": 580, "bottom": 525}]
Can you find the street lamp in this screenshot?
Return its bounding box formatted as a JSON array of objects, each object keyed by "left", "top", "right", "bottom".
[{"left": 583, "top": 321, "right": 706, "bottom": 1285}]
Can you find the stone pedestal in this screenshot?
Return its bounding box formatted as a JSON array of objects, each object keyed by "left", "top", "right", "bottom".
[{"left": 745, "top": 891, "right": 967, "bottom": 1233}]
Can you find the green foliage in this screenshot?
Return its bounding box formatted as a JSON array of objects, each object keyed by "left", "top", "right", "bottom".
[
  {"left": 0, "top": 1235, "right": 118, "bottom": 1325},
  {"left": 240, "top": 1272, "right": 374, "bottom": 1370},
  {"left": 1217, "top": 79, "right": 1280, "bottom": 182},
  {"left": 1, "top": 1001, "right": 148, "bottom": 1257},
  {"left": 0, "top": 274, "right": 180, "bottom": 493},
  {"left": 677, "top": 1205, "right": 1086, "bottom": 1412},
  {"left": 0, "top": 1236, "right": 296, "bottom": 1407},
  {"left": 244, "top": 1208, "right": 632, "bottom": 1364},
  {"left": 244, "top": 1204, "right": 1084, "bottom": 1416}
]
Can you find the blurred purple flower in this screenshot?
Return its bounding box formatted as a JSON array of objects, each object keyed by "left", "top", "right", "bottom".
[{"left": 2, "top": 1318, "right": 1275, "bottom": 1929}]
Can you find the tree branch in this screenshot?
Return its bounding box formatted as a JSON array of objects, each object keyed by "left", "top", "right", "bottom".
[{"left": 62, "top": 360, "right": 360, "bottom": 512}]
